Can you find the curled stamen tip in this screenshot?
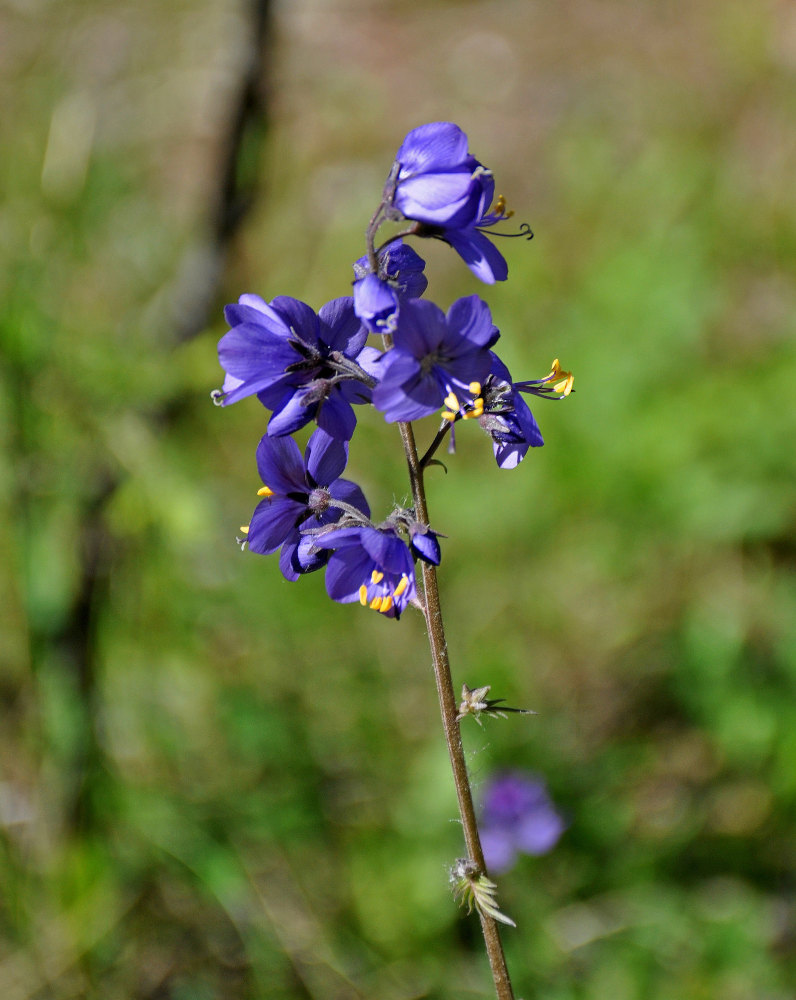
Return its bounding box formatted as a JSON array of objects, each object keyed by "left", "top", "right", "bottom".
[{"left": 210, "top": 389, "right": 225, "bottom": 406}]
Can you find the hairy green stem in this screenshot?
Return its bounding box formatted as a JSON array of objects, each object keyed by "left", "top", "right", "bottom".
[{"left": 394, "top": 413, "right": 516, "bottom": 1000}]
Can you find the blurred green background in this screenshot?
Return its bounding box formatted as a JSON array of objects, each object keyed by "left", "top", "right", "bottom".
[{"left": 2, "top": 0, "right": 795, "bottom": 997}]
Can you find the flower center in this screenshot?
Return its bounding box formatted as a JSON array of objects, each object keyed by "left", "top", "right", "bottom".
[{"left": 358, "top": 570, "right": 410, "bottom": 615}]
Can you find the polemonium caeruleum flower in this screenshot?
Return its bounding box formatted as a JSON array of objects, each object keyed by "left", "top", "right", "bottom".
[
  {"left": 383, "top": 122, "right": 512, "bottom": 284},
  {"left": 312, "top": 524, "right": 421, "bottom": 619},
  {"left": 476, "top": 354, "right": 544, "bottom": 469},
  {"left": 244, "top": 428, "right": 369, "bottom": 581},
  {"left": 480, "top": 772, "right": 566, "bottom": 874},
  {"left": 352, "top": 240, "right": 428, "bottom": 334},
  {"left": 216, "top": 294, "right": 379, "bottom": 440},
  {"left": 371, "top": 295, "right": 498, "bottom": 423}
]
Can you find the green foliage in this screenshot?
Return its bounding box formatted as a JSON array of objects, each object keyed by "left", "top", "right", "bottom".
[{"left": 2, "top": 2, "right": 795, "bottom": 998}]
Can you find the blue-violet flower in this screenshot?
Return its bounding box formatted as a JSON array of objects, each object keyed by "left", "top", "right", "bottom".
[
  {"left": 352, "top": 240, "right": 428, "bottom": 334},
  {"left": 244, "top": 428, "right": 369, "bottom": 581},
  {"left": 477, "top": 353, "right": 544, "bottom": 469},
  {"left": 216, "top": 294, "right": 379, "bottom": 441},
  {"left": 372, "top": 295, "right": 498, "bottom": 423},
  {"left": 312, "top": 524, "right": 418, "bottom": 619},
  {"left": 480, "top": 772, "right": 566, "bottom": 874},
  {"left": 384, "top": 121, "right": 511, "bottom": 284}
]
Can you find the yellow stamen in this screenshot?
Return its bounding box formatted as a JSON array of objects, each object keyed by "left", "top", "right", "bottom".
[
  {"left": 358, "top": 584, "right": 368, "bottom": 606},
  {"left": 371, "top": 569, "right": 384, "bottom": 584},
  {"left": 380, "top": 595, "right": 394, "bottom": 614},
  {"left": 369, "top": 596, "right": 382, "bottom": 610},
  {"left": 554, "top": 373, "right": 574, "bottom": 396},
  {"left": 441, "top": 410, "right": 456, "bottom": 421},
  {"left": 394, "top": 574, "right": 410, "bottom": 598},
  {"left": 239, "top": 525, "right": 249, "bottom": 534},
  {"left": 548, "top": 359, "right": 574, "bottom": 396},
  {"left": 493, "top": 195, "right": 514, "bottom": 219},
  {"left": 444, "top": 391, "right": 461, "bottom": 411},
  {"left": 257, "top": 485, "right": 274, "bottom": 497},
  {"left": 469, "top": 381, "right": 482, "bottom": 395}
]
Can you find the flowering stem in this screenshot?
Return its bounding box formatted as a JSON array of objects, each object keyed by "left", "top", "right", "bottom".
[{"left": 386, "top": 396, "right": 516, "bottom": 999}]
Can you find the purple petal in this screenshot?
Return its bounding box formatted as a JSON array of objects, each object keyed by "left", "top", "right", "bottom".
[
  {"left": 217, "top": 324, "right": 296, "bottom": 403},
  {"left": 392, "top": 298, "right": 447, "bottom": 357},
  {"left": 279, "top": 532, "right": 328, "bottom": 580},
  {"left": 395, "top": 122, "right": 469, "bottom": 175},
  {"left": 316, "top": 391, "right": 357, "bottom": 441},
  {"left": 325, "top": 546, "right": 373, "bottom": 603},
  {"left": 410, "top": 531, "right": 441, "bottom": 565},
  {"left": 515, "top": 810, "right": 566, "bottom": 856},
  {"left": 444, "top": 228, "right": 508, "bottom": 284},
  {"left": 248, "top": 497, "right": 304, "bottom": 554},
  {"left": 481, "top": 827, "right": 518, "bottom": 875},
  {"left": 393, "top": 173, "right": 478, "bottom": 224},
  {"left": 268, "top": 390, "right": 315, "bottom": 437},
  {"left": 255, "top": 434, "right": 307, "bottom": 494},
  {"left": 446, "top": 295, "right": 498, "bottom": 349},
  {"left": 318, "top": 296, "right": 368, "bottom": 355},
  {"left": 328, "top": 477, "right": 370, "bottom": 518},
  {"left": 305, "top": 428, "right": 348, "bottom": 485},
  {"left": 353, "top": 274, "right": 399, "bottom": 332},
  {"left": 268, "top": 296, "right": 320, "bottom": 340}
]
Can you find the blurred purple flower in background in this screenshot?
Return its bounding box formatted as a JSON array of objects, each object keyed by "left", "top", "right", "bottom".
[{"left": 480, "top": 772, "right": 565, "bottom": 874}]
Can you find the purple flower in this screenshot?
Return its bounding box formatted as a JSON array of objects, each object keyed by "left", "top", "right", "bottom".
[
  {"left": 245, "top": 429, "right": 369, "bottom": 581},
  {"left": 352, "top": 240, "right": 428, "bottom": 334},
  {"left": 480, "top": 772, "right": 565, "bottom": 874},
  {"left": 216, "top": 294, "right": 379, "bottom": 441},
  {"left": 372, "top": 295, "right": 498, "bottom": 423},
  {"left": 477, "top": 354, "right": 544, "bottom": 469},
  {"left": 312, "top": 524, "right": 417, "bottom": 619},
  {"left": 384, "top": 122, "right": 511, "bottom": 284}
]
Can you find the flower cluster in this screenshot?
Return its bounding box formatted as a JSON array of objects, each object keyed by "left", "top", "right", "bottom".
[{"left": 215, "top": 122, "right": 572, "bottom": 618}]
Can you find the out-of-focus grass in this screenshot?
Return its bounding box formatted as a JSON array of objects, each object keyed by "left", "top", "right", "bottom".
[{"left": 1, "top": 1, "right": 795, "bottom": 998}]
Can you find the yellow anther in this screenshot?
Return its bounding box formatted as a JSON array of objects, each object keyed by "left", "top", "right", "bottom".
[
  {"left": 359, "top": 584, "right": 368, "bottom": 606},
  {"left": 369, "top": 596, "right": 382, "bottom": 610},
  {"left": 257, "top": 485, "right": 274, "bottom": 497},
  {"left": 469, "top": 381, "right": 482, "bottom": 395},
  {"left": 394, "top": 574, "right": 410, "bottom": 598},
  {"left": 371, "top": 569, "right": 384, "bottom": 584},
  {"left": 239, "top": 525, "right": 249, "bottom": 534},
  {"left": 444, "top": 391, "right": 461, "bottom": 411},
  {"left": 554, "top": 373, "right": 574, "bottom": 396},
  {"left": 380, "top": 595, "right": 394, "bottom": 614},
  {"left": 463, "top": 399, "right": 484, "bottom": 420},
  {"left": 493, "top": 194, "right": 514, "bottom": 219},
  {"left": 441, "top": 410, "right": 456, "bottom": 422},
  {"left": 548, "top": 359, "right": 573, "bottom": 396}
]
